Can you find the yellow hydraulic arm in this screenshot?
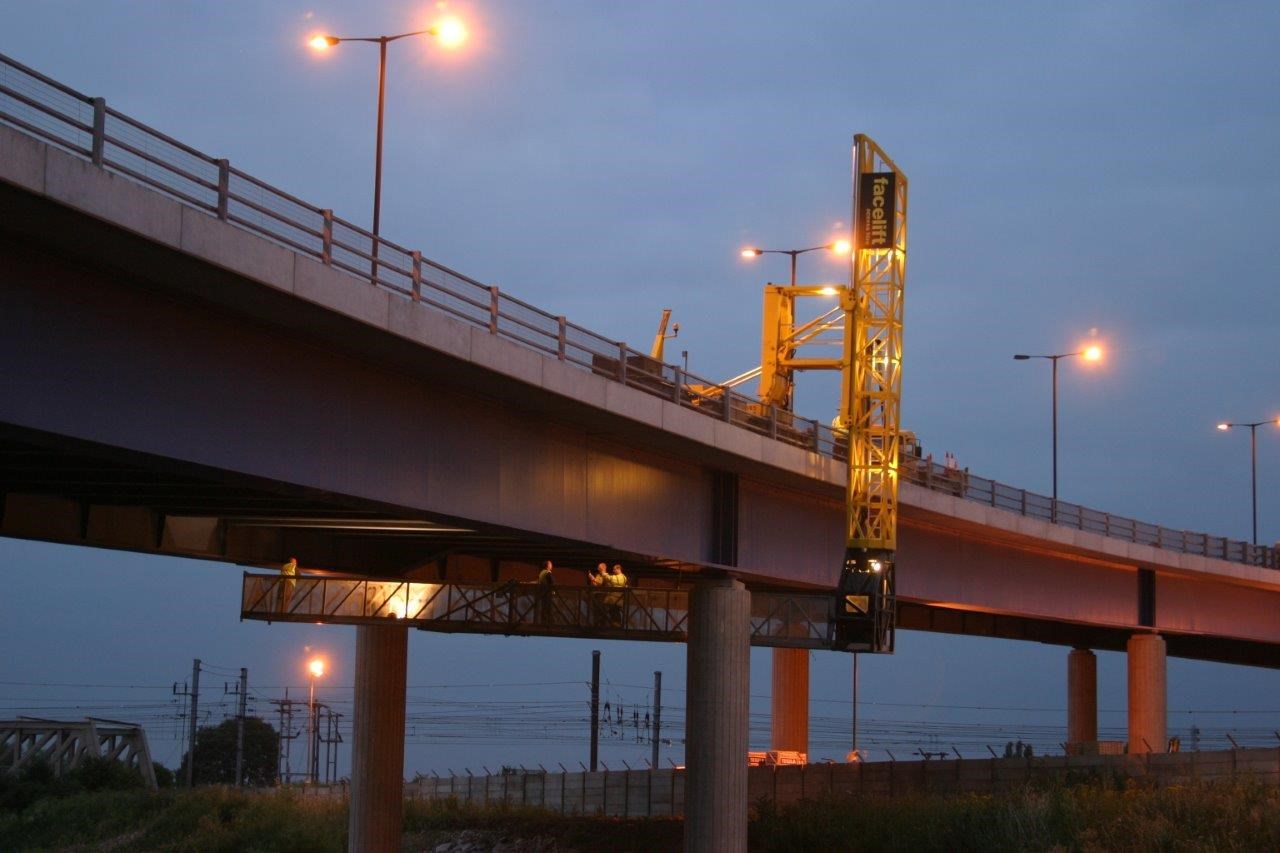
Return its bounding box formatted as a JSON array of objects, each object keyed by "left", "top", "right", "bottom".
[{"left": 833, "top": 134, "right": 907, "bottom": 653}]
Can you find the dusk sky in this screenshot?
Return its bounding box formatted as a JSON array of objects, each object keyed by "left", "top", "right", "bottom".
[{"left": 1, "top": 1, "right": 1277, "bottom": 777}]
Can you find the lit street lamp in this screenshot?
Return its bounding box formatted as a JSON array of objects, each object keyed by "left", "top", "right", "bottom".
[
  {"left": 741, "top": 240, "right": 852, "bottom": 286},
  {"left": 1215, "top": 418, "right": 1279, "bottom": 545},
  {"left": 1013, "top": 345, "right": 1103, "bottom": 503},
  {"left": 306, "top": 656, "right": 326, "bottom": 784},
  {"left": 308, "top": 18, "right": 468, "bottom": 279}
]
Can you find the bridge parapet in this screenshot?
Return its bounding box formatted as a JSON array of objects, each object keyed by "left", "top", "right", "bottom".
[
  {"left": 241, "top": 573, "right": 842, "bottom": 650},
  {"left": 1, "top": 50, "right": 1273, "bottom": 571}
]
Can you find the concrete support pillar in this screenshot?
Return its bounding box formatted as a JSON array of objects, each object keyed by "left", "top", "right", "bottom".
[
  {"left": 1066, "top": 647, "right": 1097, "bottom": 744},
  {"left": 348, "top": 624, "right": 408, "bottom": 853},
  {"left": 770, "top": 647, "right": 809, "bottom": 755},
  {"left": 1127, "top": 633, "right": 1166, "bottom": 754},
  {"left": 685, "top": 578, "right": 750, "bottom": 853}
]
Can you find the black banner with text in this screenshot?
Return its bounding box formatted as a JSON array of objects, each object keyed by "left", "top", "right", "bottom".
[{"left": 856, "top": 172, "right": 897, "bottom": 250}]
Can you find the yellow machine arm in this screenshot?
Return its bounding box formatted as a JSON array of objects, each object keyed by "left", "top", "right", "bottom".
[
  {"left": 833, "top": 134, "right": 907, "bottom": 653},
  {"left": 649, "top": 308, "right": 678, "bottom": 362}
]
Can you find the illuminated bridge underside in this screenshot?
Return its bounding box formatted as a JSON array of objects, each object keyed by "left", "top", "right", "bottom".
[{"left": 241, "top": 574, "right": 838, "bottom": 650}]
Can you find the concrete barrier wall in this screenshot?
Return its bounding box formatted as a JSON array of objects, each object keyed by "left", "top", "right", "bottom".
[{"left": 405, "top": 748, "right": 1280, "bottom": 816}]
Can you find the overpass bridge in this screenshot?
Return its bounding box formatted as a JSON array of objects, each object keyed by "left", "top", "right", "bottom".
[{"left": 2, "top": 53, "right": 1278, "bottom": 851}]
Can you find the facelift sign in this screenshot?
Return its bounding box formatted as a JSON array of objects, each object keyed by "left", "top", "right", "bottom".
[{"left": 856, "top": 172, "right": 896, "bottom": 250}]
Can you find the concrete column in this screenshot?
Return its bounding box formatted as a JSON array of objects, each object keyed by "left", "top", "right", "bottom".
[
  {"left": 1066, "top": 647, "right": 1097, "bottom": 744},
  {"left": 1127, "top": 633, "right": 1166, "bottom": 754},
  {"left": 348, "top": 624, "right": 408, "bottom": 853},
  {"left": 770, "top": 648, "right": 809, "bottom": 755},
  {"left": 685, "top": 578, "right": 750, "bottom": 853}
]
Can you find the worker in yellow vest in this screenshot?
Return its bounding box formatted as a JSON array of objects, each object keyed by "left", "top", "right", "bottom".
[
  {"left": 278, "top": 556, "right": 298, "bottom": 614},
  {"left": 601, "top": 563, "right": 628, "bottom": 627}
]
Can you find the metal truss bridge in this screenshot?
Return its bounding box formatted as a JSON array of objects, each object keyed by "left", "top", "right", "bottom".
[
  {"left": 0, "top": 717, "right": 157, "bottom": 789},
  {"left": 240, "top": 573, "right": 871, "bottom": 650}
]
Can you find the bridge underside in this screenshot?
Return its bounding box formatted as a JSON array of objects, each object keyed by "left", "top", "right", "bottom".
[
  {"left": 0, "top": 424, "right": 672, "bottom": 577},
  {"left": 4, "top": 425, "right": 1275, "bottom": 667}
]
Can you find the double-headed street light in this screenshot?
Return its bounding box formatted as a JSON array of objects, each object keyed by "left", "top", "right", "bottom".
[
  {"left": 741, "top": 240, "right": 852, "bottom": 286},
  {"left": 1013, "top": 345, "right": 1104, "bottom": 502},
  {"left": 308, "top": 18, "right": 468, "bottom": 279},
  {"left": 1215, "top": 418, "right": 1280, "bottom": 545}
]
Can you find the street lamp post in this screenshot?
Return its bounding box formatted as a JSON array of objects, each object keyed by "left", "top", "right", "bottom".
[
  {"left": 1013, "top": 345, "right": 1103, "bottom": 503},
  {"left": 1216, "top": 419, "right": 1279, "bottom": 545},
  {"left": 308, "top": 18, "right": 467, "bottom": 280},
  {"left": 306, "top": 657, "right": 325, "bottom": 784},
  {"left": 741, "top": 240, "right": 852, "bottom": 286}
]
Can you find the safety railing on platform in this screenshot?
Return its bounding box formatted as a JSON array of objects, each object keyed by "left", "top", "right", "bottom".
[
  {"left": 240, "top": 574, "right": 837, "bottom": 649},
  {"left": 1, "top": 51, "right": 1273, "bottom": 570}
]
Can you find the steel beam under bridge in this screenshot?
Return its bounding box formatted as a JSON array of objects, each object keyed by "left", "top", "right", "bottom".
[{"left": 240, "top": 573, "right": 851, "bottom": 650}]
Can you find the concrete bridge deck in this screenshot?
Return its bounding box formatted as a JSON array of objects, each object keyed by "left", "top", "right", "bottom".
[{"left": 1, "top": 100, "right": 1276, "bottom": 664}]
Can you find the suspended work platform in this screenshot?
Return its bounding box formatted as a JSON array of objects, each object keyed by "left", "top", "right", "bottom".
[{"left": 240, "top": 573, "right": 864, "bottom": 650}]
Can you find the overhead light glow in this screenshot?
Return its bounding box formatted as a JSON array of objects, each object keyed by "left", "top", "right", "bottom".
[
  {"left": 819, "top": 286, "right": 839, "bottom": 296},
  {"left": 308, "top": 657, "right": 326, "bottom": 678},
  {"left": 433, "top": 17, "right": 468, "bottom": 49},
  {"left": 1082, "top": 345, "right": 1102, "bottom": 362},
  {"left": 1217, "top": 423, "right": 1230, "bottom": 431},
  {"left": 741, "top": 248, "right": 761, "bottom": 259},
  {"left": 308, "top": 35, "right": 338, "bottom": 51},
  {"left": 831, "top": 239, "right": 852, "bottom": 256}
]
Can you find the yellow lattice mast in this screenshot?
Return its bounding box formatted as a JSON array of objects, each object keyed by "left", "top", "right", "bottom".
[{"left": 833, "top": 134, "right": 907, "bottom": 652}]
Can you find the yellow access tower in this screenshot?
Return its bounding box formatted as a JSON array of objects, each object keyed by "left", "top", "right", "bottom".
[{"left": 832, "top": 134, "right": 907, "bottom": 653}]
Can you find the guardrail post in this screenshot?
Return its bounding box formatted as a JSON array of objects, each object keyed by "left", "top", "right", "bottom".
[
  {"left": 1020, "top": 489, "right": 1027, "bottom": 516},
  {"left": 320, "top": 210, "right": 333, "bottom": 265},
  {"left": 769, "top": 404, "right": 778, "bottom": 440},
  {"left": 488, "top": 286, "right": 500, "bottom": 334},
  {"left": 811, "top": 420, "right": 821, "bottom": 451},
  {"left": 410, "top": 251, "right": 422, "bottom": 302},
  {"left": 215, "top": 159, "right": 229, "bottom": 220},
  {"left": 90, "top": 97, "right": 106, "bottom": 166},
  {"left": 618, "top": 342, "right": 628, "bottom": 384},
  {"left": 553, "top": 316, "right": 566, "bottom": 359},
  {"left": 672, "top": 367, "right": 683, "bottom": 403}
]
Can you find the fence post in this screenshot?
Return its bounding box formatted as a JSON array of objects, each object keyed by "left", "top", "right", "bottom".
[
  {"left": 646, "top": 766, "right": 653, "bottom": 817},
  {"left": 769, "top": 404, "right": 778, "bottom": 440},
  {"left": 812, "top": 420, "right": 821, "bottom": 452},
  {"left": 320, "top": 210, "right": 333, "bottom": 265},
  {"left": 410, "top": 250, "right": 422, "bottom": 302},
  {"left": 557, "top": 316, "right": 566, "bottom": 360},
  {"left": 723, "top": 389, "right": 733, "bottom": 422},
  {"left": 488, "top": 286, "right": 500, "bottom": 334},
  {"left": 1020, "top": 489, "right": 1027, "bottom": 515},
  {"left": 90, "top": 97, "right": 106, "bottom": 166},
  {"left": 617, "top": 342, "right": 628, "bottom": 384},
  {"left": 216, "top": 159, "right": 229, "bottom": 220},
  {"left": 672, "top": 367, "right": 683, "bottom": 403}
]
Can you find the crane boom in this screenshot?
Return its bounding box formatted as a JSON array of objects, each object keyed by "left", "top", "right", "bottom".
[{"left": 833, "top": 134, "right": 907, "bottom": 653}]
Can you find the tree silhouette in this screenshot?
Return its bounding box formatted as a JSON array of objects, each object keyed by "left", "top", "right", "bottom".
[{"left": 178, "top": 717, "right": 279, "bottom": 786}]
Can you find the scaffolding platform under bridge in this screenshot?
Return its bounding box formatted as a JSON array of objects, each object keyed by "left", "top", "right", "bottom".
[{"left": 240, "top": 573, "right": 866, "bottom": 650}]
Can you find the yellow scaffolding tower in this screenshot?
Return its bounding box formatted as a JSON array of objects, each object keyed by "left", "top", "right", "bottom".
[{"left": 833, "top": 134, "right": 907, "bottom": 652}]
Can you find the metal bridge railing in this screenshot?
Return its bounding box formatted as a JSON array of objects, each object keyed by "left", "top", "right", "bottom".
[
  {"left": 241, "top": 574, "right": 839, "bottom": 649},
  {"left": 1, "top": 51, "right": 1272, "bottom": 571}
]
